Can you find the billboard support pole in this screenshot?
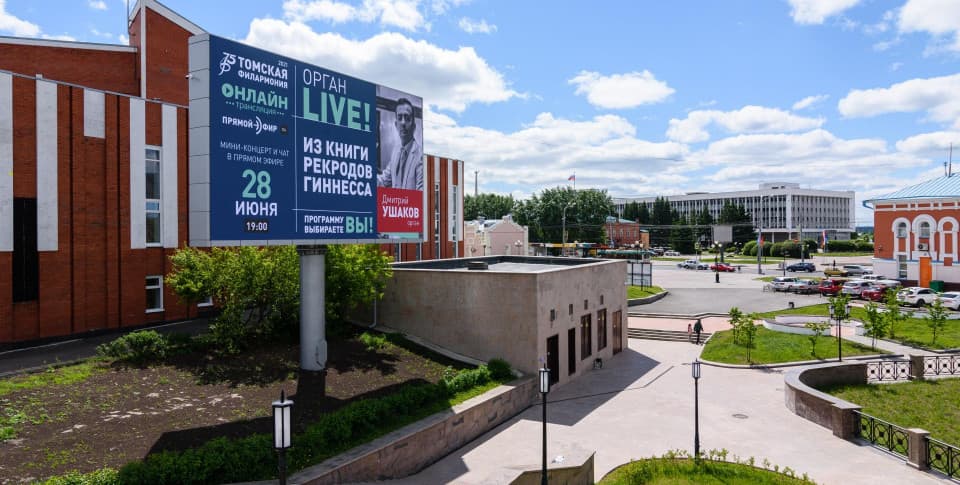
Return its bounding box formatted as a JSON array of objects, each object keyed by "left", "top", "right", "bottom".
[{"left": 298, "top": 245, "right": 328, "bottom": 372}]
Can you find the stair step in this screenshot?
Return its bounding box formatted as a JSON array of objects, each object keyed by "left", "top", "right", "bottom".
[{"left": 628, "top": 328, "right": 712, "bottom": 342}]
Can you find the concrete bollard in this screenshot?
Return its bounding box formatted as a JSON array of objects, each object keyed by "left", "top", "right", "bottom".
[{"left": 906, "top": 428, "right": 930, "bottom": 470}]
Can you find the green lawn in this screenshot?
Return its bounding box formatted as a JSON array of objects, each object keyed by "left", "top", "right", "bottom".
[
  {"left": 758, "top": 303, "right": 960, "bottom": 350},
  {"left": 820, "top": 379, "right": 960, "bottom": 445},
  {"left": 701, "top": 326, "right": 883, "bottom": 365},
  {"left": 628, "top": 286, "right": 665, "bottom": 299},
  {"left": 600, "top": 458, "right": 815, "bottom": 484}
]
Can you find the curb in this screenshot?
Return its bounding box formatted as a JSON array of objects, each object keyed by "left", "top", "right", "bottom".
[
  {"left": 698, "top": 352, "right": 904, "bottom": 370},
  {"left": 627, "top": 291, "right": 669, "bottom": 306}
]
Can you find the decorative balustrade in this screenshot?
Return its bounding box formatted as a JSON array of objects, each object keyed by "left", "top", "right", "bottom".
[
  {"left": 927, "top": 438, "right": 959, "bottom": 478},
  {"left": 854, "top": 411, "right": 909, "bottom": 459},
  {"left": 866, "top": 360, "right": 911, "bottom": 382},
  {"left": 923, "top": 355, "right": 959, "bottom": 377}
]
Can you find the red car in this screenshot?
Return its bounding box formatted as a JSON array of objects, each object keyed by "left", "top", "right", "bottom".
[
  {"left": 818, "top": 278, "right": 845, "bottom": 296},
  {"left": 861, "top": 283, "right": 900, "bottom": 302},
  {"left": 710, "top": 262, "right": 736, "bottom": 272}
]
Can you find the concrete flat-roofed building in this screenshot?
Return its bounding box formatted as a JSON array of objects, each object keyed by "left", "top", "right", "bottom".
[
  {"left": 371, "top": 256, "right": 627, "bottom": 387},
  {"left": 614, "top": 182, "right": 855, "bottom": 243}
]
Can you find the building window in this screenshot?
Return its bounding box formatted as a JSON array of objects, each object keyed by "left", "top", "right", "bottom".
[
  {"left": 550, "top": 309, "right": 556, "bottom": 321},
  {"left": 597, "top": 309, "right": 607, "bottom": 350},
  {"left": 580, "top": 314, "right": 592, "bottom": 359},
  {"left": 896, "top": 223, "right": 908, "bottom": 238},
  {"left": 919, "top": 221, "right": 930, "bottom": 238},
  {"left": 584, "top": 299, "right": 589, "bottom": 310},
  {"left": 145, "top": 147, "right": 161, "bottom": 246},
  {"left": 146, "top": 276, "right": 163, "bottom": 312},
  {"left": 569, "top": 303, "right": 573, "bottom": 315},
  {"left": 13, "top": 198, "right": 39, "bottom": 302},
  {"left": 198, "top": 296, "right": 213, "bottom": 307},
  {"left": 898, "top": 255, "right": 908, "bottom": 279}
]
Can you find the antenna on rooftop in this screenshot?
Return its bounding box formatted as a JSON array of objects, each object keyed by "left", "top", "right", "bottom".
[{"left": 950, "top": 143, "right": 954, "bottom": 177}]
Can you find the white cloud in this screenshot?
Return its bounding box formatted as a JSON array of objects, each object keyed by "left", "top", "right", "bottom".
[
  {"left": 838, "top": 73, "right": 960, "bottom": 124},
  {"left": 895, "top": 130, "right": 960, "bottom": 155},
  {"left": 88, "top": 0, "right": 107, "bottom": 10},
  {"left": 568, "top": 70, "right": 675, "bottom": 110},
  {"left": 0, "top": 0, "right": 40, "bottom": 36},
  {"left": 899, "top": 0, "right": 960, "bottom": 52},
  {"left": 890, "top": 61, "right": 904, "bottom": 71},
  {"left": 430, "top": 0, "right": 470, "bottom": 15},
  {"left": 244, "top": 19, "right": 519, "bottom": 112},
  {"left": 666, "top": 106, "right": 824, "bottom": 144},
  {"left": 792, "top": 94, "right": 829, "bottom": 110},
  {"left": 282, "top": 0, "right": 427, "bottom": 32},
  {"left": 787, "top": 0, "right": 861, "bottom": 24},
  {"left": 458, "top": 17, "right": 496, "bottom": 34}
]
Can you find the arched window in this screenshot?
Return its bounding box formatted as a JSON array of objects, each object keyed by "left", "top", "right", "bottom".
[
  {"left": 897, "top": 222, "right": 908, "bottom": 238},
  {"left": 920, "top": 221, "right": 931, "bottom": 238}
]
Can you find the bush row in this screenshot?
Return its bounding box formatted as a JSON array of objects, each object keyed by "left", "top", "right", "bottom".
[{"left": 41, "top": 359, "right": 513, "bottom": 485}]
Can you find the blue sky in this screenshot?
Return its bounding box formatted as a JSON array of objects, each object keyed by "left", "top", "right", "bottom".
[{"left": 4, "top": 0, "right": 960, "bottom": 226}]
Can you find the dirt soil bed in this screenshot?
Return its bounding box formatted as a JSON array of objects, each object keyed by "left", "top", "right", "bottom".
[{"left": 0, "top": 331, "right": 466, "bottom": 484}]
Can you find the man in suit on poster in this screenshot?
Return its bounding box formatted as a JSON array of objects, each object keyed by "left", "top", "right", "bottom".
[{"left": 377, "top": 98, "right": 423, "bottom": 191}]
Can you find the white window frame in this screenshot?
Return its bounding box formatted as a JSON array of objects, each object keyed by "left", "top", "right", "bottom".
[
  {"left": 919, "top": 221, "right": 930, "bottom": 238},
  {"left": 897, "top": 222, "right": 908, "bottom": 238},
  {"left": 146, "top": 275, "right": 163, "bottom": 313},
  {"left": 145, "top": 146, "right": 162, "bottom": 246},
  {"left": 197, "top": 295, "right": 213, "bottom": 307}
]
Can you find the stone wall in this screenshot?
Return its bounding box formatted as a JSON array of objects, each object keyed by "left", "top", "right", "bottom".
[
  {"left": 784, "top": 363, "right": 865, "bottom": 436},
  {"left": 290, "top": 377, "right": 538, "bottom": 484}
]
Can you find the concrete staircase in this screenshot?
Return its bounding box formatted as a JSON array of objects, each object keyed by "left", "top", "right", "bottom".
[{"left": 627, "top": 328, "right": 712, "bottom": 342}]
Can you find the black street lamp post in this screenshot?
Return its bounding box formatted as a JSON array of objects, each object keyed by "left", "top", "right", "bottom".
[
  {"left": 692, "top": 359, "right": 702, "bottom": 460},
  {"left": 829, "top": 302, "right": 850, "bottom": 362},
  {"left": 713, "top": 241, "right": 721, "bottom": 284},
  {"left": 272, "top": 391, "right": 294, "bottom": 485},
  {"left": 539, "top": 367, "right": 550, "bottom": 485}
]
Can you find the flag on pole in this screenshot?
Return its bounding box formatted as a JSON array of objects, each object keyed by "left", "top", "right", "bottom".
[
  {"left": 757, "top": 234, "right": 763, "bottom": 247},
  {"left": 568, "top": 174, "right": 576, "bottom": 181},
  {"left": 822, "top": 230, "right": 828, "bottom": 248}
]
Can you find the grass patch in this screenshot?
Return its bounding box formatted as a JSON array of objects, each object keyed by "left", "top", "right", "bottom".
[
  {"left": 820, "top": 379, "right": 960, "bottom": 445},
  {"left": 701, "top": 326, "right": 882, "bottom": 365},
  {"left": 0, "top": 361, "right": 103, "bottom": 397},
  {"left": 600, "top": 456, "right": 814, "bottom": 484},
  {"left": 628, "top": 286, "right": 665, "bottom": 299},
  {"left": 757, "top": 303, "right": 960, "bottom": 350}
]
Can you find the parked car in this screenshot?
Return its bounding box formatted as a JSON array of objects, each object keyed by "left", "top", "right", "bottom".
[
  {"left": 710, "top": 262, "right": 736, "bottom": 272},
  {"left": 771, "top": 276, "right": 799, "bottom": 292},
  {"left": 861, "top": 283, "right": 898, "bottom": 302},
  {"left": 938, "top": 291, "right": 960, "bottom": 310},
  {"left": 787, "top": 278, "right": 819, "bottom": 294},
  {"left": 785, "top": 262, "right": 816, "bottom": 272},
  {"left": 842, "top": 264, "right": 872, "bottom": 276},
  {"left": 823, "top": 266, "right": 848, "bottom": 277},
  {"left": 663, "top": 250, "right": 680, "bottom": 256},
  {"left": 860, "top": 274, "right": 887, "bottom": 281},
  {"left": 818, "top": 278, "right": 846, "bottom": 296},
  {"left": 841, "top": 280, "right": 873, "bottom": 298},
  {"left": 679, "top": 259, "right": 709, "bottom": 270},
  {"left": 897, "top": 287, "right": 938, "bottom": 307}
]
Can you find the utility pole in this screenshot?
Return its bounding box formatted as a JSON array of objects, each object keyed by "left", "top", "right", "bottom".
[{"left": 474, "top": 170, "right": 478, "bottom": 197}]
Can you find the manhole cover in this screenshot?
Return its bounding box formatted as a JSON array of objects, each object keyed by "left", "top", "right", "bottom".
[{"left": 732, "top": 413, "right": 749, "bottom": 419}]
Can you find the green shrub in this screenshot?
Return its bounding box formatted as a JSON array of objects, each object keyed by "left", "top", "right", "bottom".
[
  {"left": 486, "top": 358, "right": 513, "bottom": 380},
  {"left": 37, "top": 468, "right": 119, "bottom": 485},
  {"left": 358, "top": 331, "right": 389, "bottom": 350},
  {"left": 95, "top": 331, "right": 169, "bottom": 364}
]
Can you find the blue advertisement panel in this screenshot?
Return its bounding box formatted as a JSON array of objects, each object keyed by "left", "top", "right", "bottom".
[{"left": 202, "top": 35, "right": 421, "bottom": 242}]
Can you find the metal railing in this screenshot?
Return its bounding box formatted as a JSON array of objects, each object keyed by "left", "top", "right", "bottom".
[
  {"left": 854, "top": 411, "right": 909, "bottom": 459},
  {"left": 923, "top": 355, "right": 960, "bottom": 377},
  {"left": 928, "top": 437, "right": 960, "bottom": 478},
  {"left": 866, "top": 360, "right": 911, "bottom": 383}
]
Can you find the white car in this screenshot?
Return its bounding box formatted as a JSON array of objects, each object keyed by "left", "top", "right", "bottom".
[
  {"left": 787, "top": 279, "right": 819, "bottom": 294},
  {"left": 938, "top": 291, "right": 960, "bottom": 310},
  {"left": 664, "top": 250, "right": 681, "bottom": 256},
  {"left": 897, "top": 287, "right": 938, "bottom": 307},
  {"left": 841, "top": 280, "right": 873, "bottom": 298},
  {"left": 678, "top": 259, "right": 709, "bottom": 270},
  {"left": 771, "top": 277, "right": 799, "bottom": 292}
]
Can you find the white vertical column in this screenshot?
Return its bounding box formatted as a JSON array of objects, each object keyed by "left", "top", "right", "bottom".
[
  {"left": 161, "top": 104, "right": 178, "bottom": 248},
  {"left": 299, "top": 246, "right": 327, "bottom": 371},
  {"left": 0, "top": 73, "right": 11, "bottom": 252},
  {"left": 83, "top": 89, "right": 105, "bottom": 139},
  {"left": 36, "top": 80, "right": 58, "bottom": 251},
  {"left": 129, "top": 98, "right": 146, "bottom": 249}
]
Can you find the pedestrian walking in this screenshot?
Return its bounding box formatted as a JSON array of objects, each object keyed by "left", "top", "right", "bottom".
[
  {"left": 693, "top": 319, "right": 704, "bottom": 345},
  {"left": 687, "top": 322, "right": 693, "bottom": 342}
]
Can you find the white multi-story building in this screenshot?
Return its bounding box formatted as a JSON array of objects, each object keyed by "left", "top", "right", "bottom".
[{"left": 613, "top": 183, "right": 855, "bottom": 243}]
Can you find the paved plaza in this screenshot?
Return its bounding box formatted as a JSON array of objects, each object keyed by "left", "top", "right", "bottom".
[{"left": 367, "top": 255, "right": 951, "bottom": 484}]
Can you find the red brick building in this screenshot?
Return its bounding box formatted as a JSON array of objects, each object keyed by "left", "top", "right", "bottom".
[
  {"left": 0, "top": 0, "right": 463, "bottom": 346},
  {"left": 604, "top": 217, "right": 647, "bottom": 248},
  {"left": 866, "top": 175, "right": 960, "bottom": 289}
]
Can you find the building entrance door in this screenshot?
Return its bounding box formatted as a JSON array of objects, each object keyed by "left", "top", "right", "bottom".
[
  {"left": 567, "top": 328, "right": 576, "bottom": 376},
  {"left": 612, "top": 310, "right": 623, "bottom": 354},
  {"left": 546, "top": 335, "right": 559, "bottom": 386},
  {"left": 919, "top": 256, "right": 932, "bottom": 288}
]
